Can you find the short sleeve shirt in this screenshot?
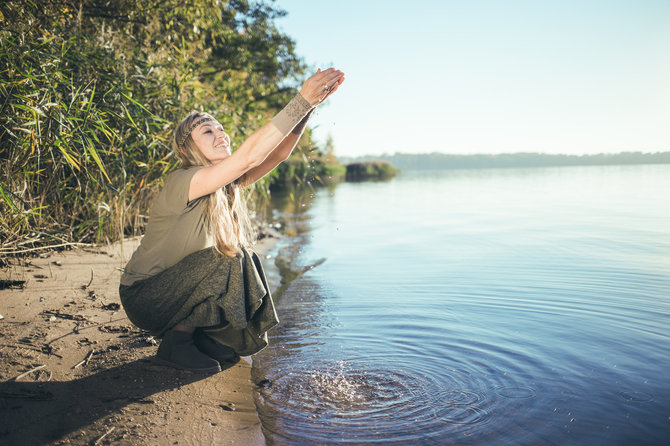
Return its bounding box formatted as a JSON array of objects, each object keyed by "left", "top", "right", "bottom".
[{"left": 120, "top": 166, "right": 214, "bottom": 286}]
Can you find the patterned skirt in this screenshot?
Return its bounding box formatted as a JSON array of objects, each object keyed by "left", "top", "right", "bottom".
[{"left": 119, "top": 246, "right": 279, "bottom": 356}]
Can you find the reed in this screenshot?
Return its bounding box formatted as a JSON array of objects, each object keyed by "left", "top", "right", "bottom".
[{"left": 0, "top": 0, "right": 310, "bottom": 259}]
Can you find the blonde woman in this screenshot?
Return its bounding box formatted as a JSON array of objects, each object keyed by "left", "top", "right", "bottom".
[{"left": 119, "top": 68, "right": 345, "bottom": 373}]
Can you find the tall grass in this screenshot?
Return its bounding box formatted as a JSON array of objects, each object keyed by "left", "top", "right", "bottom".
[{"left": 0, "top": 0, "right": 310, "bottom": 258}]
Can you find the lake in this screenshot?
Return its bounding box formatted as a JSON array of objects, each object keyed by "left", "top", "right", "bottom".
[{"left": 252, "top": 164, "right": 670, "bottom": 445}]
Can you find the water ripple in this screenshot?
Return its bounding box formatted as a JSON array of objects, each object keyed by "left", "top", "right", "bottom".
[
  {"left": 255, "top": 351, "right": 541, "bottom": 444},
  {"left": 494, "top": 386, "right": 537, "bottom": 399},
  {"left": 617, "top": 390, "right": 654, "bottom": 403}
]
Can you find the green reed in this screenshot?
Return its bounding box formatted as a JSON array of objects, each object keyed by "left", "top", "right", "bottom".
[{"left": 0, "top": 0, "right": 313, "bottom": 258}]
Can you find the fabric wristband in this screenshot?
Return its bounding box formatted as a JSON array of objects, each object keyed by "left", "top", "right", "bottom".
[
  {"left": 271, "top": 93, "right": 313, "bottom": 135},
  {"left": 291, "top": 108, "right": 314, "bottom": 135}
]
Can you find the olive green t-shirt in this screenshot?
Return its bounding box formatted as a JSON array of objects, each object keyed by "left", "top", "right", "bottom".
[{"left": 120, "top": 166, "right": 214, "bottom": 286}]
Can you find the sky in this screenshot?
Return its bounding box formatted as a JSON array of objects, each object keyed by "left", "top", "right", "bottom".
[{"left": 274, "top": 0, "right": 670, "bottom": 157}]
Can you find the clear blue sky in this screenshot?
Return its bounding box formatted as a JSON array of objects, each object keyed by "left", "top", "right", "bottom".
[{"left": 274, "top": 0, "right": 670, "bottom": 157}]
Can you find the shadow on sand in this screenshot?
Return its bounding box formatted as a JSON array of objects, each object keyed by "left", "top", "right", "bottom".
[{"left": 0, "top": 356, "right": 235, "bottom": 444}]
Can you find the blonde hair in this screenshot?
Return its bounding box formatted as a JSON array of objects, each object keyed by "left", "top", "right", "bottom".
[{"left": 172, "top": 111, "right": 256, "bottom": 257}]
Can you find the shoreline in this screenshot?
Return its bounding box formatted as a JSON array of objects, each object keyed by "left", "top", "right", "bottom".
[{"left": 0, "top": 232, "right": 281, "bottom": 445}]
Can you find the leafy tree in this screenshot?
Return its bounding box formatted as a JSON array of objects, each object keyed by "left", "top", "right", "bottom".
[{"left": 0, "top": 0, "right": 312, "bottom": 254}]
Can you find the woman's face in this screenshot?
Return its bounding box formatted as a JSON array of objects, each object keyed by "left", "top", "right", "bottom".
[{"left": 191, "top": 120, "right": 231, "bottom": 164}]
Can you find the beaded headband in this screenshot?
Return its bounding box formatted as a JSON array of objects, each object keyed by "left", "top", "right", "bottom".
[{"left": 178, "top": 116, "right": 214, "bottom": 148}]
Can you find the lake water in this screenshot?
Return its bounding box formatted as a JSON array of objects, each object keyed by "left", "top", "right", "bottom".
[{"left": 252, "top": 164, "right": 670, "bottom": 445}]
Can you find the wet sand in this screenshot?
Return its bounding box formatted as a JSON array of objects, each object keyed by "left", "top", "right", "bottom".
[{"left": 0, "top": 234, "right": 280, "bottom": 445}]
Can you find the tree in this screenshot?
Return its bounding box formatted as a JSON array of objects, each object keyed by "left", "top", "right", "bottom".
[{"left": 0, "top": 0, "right": 310, "bottom": 253}]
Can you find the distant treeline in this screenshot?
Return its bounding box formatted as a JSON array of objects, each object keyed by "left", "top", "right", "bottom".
[{"left": 340, "top": 151, "right": 670, "bottom": 171}]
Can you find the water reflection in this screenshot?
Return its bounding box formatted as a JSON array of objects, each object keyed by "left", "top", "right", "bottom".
[{"left": 255, "top": 182, "right": 338, "bottom": 303}]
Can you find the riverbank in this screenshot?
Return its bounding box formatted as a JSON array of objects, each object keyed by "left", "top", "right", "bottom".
[{"left": 0, "top": 230, "right": 281, "bottom": 445}]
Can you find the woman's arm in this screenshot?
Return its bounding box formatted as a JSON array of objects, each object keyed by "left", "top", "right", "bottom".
[
  {"left": 238, "top": 110, "right": 313, "bottom": 186},
  {"left": 188, "top": 121, "right": 286, "bottom": 201},
  {"left": 238, "top": 68, "right": 345, "bottom": 187},
  {"left": 188, "top": 68, "right": 344, "bottom": 201}
]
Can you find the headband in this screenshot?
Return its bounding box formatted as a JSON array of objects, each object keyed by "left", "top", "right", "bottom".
[{"left": 178, "top": 116, "right": 214, "bottom": 148}]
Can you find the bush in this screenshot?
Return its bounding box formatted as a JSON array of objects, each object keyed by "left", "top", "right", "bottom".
[
  {"left": 345, "top": 161, "right": 398, "bottom": 181},
  {"left": 0, "top": 0, "right": 310, "bottom": 255}
]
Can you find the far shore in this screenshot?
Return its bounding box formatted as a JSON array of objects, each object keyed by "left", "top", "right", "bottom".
[{"left": 340, "top": 151, "right": 670, "bottom": 171}]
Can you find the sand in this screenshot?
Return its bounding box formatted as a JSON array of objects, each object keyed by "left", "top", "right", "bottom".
[{"left": 0, "top": 234, "right": 280, "bottom": 445}]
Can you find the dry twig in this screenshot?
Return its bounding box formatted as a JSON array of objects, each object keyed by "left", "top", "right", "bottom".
[
  {"left": 41, "top": 309, "right": 87, "bottom": 321},
  {"left": 12, "top": 364, "right": 47, "bottom": 381},
  {"left": 0, "top": 343, "right": 63, "bottom": 358},
  {"left": 93, "top": 427, "right": 116, "bottom": 445},
  {"left": 87, "top": 267, "right": 94, "bottom": 288},
  {"left": 72, "top": 349, "right": 94, "bottom": 369},
  {"left": 0, "top": 242, "right": 91, "bottom": 255}
]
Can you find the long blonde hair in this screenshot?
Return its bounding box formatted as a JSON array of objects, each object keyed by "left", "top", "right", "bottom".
[{"left": 172, "top": 111, "right": 256, "bottom": 257}]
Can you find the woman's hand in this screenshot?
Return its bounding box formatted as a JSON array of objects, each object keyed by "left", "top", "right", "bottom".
[{"left": 300, "top": 67, "right": 345, "bottom": 106}]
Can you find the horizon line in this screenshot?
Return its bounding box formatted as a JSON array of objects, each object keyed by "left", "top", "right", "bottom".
[{"left": 338, "top": 150, "right": 670, "bottom": 158}]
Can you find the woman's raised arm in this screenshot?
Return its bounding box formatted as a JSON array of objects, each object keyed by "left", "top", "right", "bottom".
[
  {"left": 188, "top": 68, "right": 344, "bottom": 202},
  {"left": 239, "top": 69, "right": 345, "bottom": 186}
]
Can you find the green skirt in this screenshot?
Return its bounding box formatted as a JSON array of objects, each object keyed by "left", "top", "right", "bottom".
[{"left": 119, "top": 246, "right": 279, "bottom": 356}]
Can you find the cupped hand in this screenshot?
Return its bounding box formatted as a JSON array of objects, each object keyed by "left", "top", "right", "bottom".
[{"left": 300, "top": 67, "right": 345, "bottom": 106}]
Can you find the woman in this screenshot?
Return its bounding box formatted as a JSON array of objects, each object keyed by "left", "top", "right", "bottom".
[{"left": 119, "top": 68, "right": 345, "bottom": 373}]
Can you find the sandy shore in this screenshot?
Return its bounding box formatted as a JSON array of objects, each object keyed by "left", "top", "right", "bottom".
[{"left": 0, "top": 233, "right": 280, "bottom": 445}]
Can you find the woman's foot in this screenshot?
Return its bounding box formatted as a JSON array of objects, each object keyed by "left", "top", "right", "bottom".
[
  {"left": 156, "top": 330, "right": 221, "bottom": 373},
  {"left": 193, "top": 330, "right": 240, "bottom": 367}
]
